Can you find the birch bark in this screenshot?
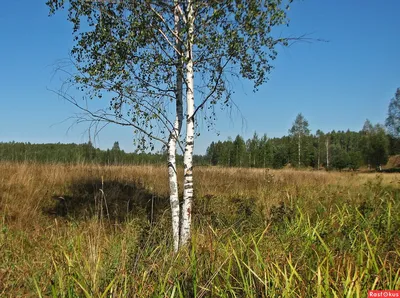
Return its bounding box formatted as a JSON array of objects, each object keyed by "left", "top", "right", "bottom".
[
  {"left": 167, "top": 1, "right": 184, "bottom": 253},
  {"left": 326, "top": 138, "right": 329, "bottom": 169},
  {"left": 180, "top": 0, "right": 195, "bottom": 247}
]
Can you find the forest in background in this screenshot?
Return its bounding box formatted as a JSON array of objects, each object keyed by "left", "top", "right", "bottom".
[
  {"left": 205, "top": 119, "right": 400, "bottom": 170},
  {"left": 1, "top": 118, "right": 400, "bottom": 170}
]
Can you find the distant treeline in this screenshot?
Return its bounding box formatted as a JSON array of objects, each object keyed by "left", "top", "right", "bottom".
[
  {"left": 0, "top": 142, "right": 167, "bottom": 165},
  {"left": 204, "top": 126, "right": 400, "bottom": 170},
  {"left": 0, "top": 141, "right": 208, "bottom": 166},
  {"left": 2, "top": 123, "right": 400, "bottom": 170}
]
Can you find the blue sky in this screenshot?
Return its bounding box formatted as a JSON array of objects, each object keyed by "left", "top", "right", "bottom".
[{"left": 1, "top": 0, "right": 399, "bottom": 154}]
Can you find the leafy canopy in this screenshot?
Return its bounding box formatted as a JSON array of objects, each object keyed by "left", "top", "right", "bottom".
[
  {"left": 47, "top": 0, "right": 293, "bottom": 149},
  {"left": 289, "top": 113, "right": 310, "bottom": 137},
  {"left": 386, "top": 88, "right": 400, "bottom": 137}
]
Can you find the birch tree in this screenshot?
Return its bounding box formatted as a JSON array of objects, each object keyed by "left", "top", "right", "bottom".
[
  {"left": 47, "top": 0, "right": 293, "bottom": 250},
  {"left": 386, "top": 88, "right": 400, "bottom": 137},
  {"left": 289, "top": 113, "right": 310, "bottom": 167},
  {"left": 315, "top": 129, "right": 323, "bottom": 170},
  {"left": 325, "top": 134, "right": 330, "bottom": 169},
  {"left": 361, "top": 119, "right": 374, "bottom": 169}
]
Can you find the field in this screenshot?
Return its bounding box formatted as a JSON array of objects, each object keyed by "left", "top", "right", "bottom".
[{"left": 1, "top": 163, "right": 400, "bottom": 297}]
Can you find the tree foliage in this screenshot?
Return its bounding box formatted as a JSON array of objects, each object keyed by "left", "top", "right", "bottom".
[
  {"left": 205, "top": 122, "right": 390, "bottom": 170},
  {"left": 47, "top": 0, "right": 293, "bottom": 149},
  {"left": 47, "top": 0, "right": 295, "bottom": 250},
  {"left": 2, "top": 120, "right": 394, "bottom": 171},
  {"left": 289, "top": 113, "right": 310, "bottom": 138},
  {"left": 288, "top": 113, "right": 310, "bottom": 166},
  {"left": 0, "top": 141, "right": 166, "bottom": 164},
  {"left": 386, "top": 88, "right": 400, "bottom": 137}
]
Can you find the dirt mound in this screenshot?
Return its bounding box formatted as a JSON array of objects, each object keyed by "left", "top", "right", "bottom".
[{"left": 386, "top": 155, "right": 400, "bottom": 168}]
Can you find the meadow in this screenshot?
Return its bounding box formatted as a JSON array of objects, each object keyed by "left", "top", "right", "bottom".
[{"left": 0, "top": 162, "right": 399, "bottom": 297}]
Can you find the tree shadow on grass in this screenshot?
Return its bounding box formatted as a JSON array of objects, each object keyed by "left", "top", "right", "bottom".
[{"left": 44, "top": 179, "right": 169, "bottom": 223}]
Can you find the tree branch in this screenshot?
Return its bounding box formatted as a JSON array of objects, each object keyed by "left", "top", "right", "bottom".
[
  {"left": 48, "top": 88, "right": 169, "bottom": 146},
  {"left": 192, "top": 57, "right": 231, "bottom": 119}
]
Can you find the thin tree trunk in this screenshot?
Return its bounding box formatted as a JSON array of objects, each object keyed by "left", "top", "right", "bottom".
[
  {"left": 167, "top": 112, "right": 181, "bottom": 252},
  {"left": 317, "top": 136, "right": 320, "bottom": 170},
  {"left": 180, "top": 0, "right": 195, "bottom": 247},
  {"left": 168, "top": 1, "right": 183, "bottom": 253},
  {"left": 326, "top": 138, "right": 329, "bottom": 169},
  {"left": 298, "top": 134, "right": 301, "bottom": 167}
]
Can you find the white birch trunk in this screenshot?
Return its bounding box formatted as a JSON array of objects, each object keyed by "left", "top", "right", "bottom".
[
  {"left": 180, "top": 0, "right": 195, "bottom": 247},
  {"left": 167, "top": 1, "right": 183, "bottom": 253},
  {"left": 326, "top": 138, "right": 329, "bottom": 169},
  {"left": 317, "top": 136, "right": 320, "bottom": 170},
  {"left": 167, "top": 117, "right": 181, "bottom": 252}
]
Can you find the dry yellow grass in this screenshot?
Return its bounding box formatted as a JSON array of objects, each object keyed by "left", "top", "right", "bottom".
[
  {"left": 1, "top": 162, "right": 399, "bottom": 296},
  {"left": 1, "top": 162, "right": 394, "bottom": 228},
  {"left": 1, "top": 162, "right": 398, "bottom": 242}
]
